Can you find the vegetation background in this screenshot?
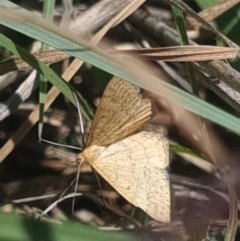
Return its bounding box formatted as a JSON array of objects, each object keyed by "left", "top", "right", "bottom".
[{"left": 1, "top": 0, "right": 240, "bottom": 240}]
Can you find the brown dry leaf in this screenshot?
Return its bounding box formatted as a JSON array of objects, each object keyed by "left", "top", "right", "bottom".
[
  {"left": 116, "top": 46, "right": 238, "bottom": 62},
  {"left": 77, "top": 77, "right": 171, "bottom": 222}
]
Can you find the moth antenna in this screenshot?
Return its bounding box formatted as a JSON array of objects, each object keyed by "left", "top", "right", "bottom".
[
  {"left": 92, "top": 167, "right": 106, "bottom": 207},
  {"left": 60, "top": 177, "right": 77, "bottom": 199},
  {"left": 70, "top": 91, "right": 86, "bottom": 213},
  {"left": 13, "top": 194, "right": 57, "bottom": 204},
  {"left": 73, "top": 91, "right": 86, "bottom": 147},
  {"left": 39, "top": 193, "right": 83, "bottom": 219},
  {"left": 41, "top": 138, "right": 82, "bottom": 151},
  {"left": 38, "top": 177, "right": 78, "bottom": 219},
  {"left": 72, "top": 161, "right": 83, "bottom": 214}
]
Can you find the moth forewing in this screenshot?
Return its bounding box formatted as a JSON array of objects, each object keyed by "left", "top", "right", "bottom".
[{"left": 86, "top": 77, "right": 153, "bottom": 147}]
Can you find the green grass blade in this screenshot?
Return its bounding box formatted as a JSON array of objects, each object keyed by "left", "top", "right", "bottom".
[
  {"left": 194, "top": 0, "right": 220, "bottom": 9},
  {"left": 38, "top": 0, "right": 56, "bottom": 140},
  {"left": 0, "top": 33, "right": 92, "bottom": 121},
  {"left": 42, "top": 0, "right": 56, "bottom": 21},
  {"left": 0, "top": 212, "right": 137, "bottom": 241},
  {"left": 171, "top": 5, "right": 199, "bottom": 96}
]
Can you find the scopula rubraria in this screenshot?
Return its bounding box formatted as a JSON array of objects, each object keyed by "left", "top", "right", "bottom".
[{"left": 77, "top": 77, "right": 170, "bottom": 222}]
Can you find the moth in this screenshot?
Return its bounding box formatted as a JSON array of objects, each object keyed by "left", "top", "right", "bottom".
[{"left": 77, "top": 77, "right": 170, "bottom": 222}]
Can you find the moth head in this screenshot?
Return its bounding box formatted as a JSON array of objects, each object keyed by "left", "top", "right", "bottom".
[
  {"left": 76, "top": 145, "right": 106, "bottom": 165},
  {"left": 76, "top": 153, "right": 85, "bottom": 164}
]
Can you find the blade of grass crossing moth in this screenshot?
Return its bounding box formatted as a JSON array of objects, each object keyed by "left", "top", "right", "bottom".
[
  {"left": 1, "top": 7, "right": 240, "bottom": 134},
  {"left": 38, "top": 0, "right": 56, "bottom": 141},
  {"left": 171, "top": 5, "right": 199, "bottom": 96}
]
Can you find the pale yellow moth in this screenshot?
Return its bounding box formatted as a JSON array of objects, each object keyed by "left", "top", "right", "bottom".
[{"left": 77, "top": 77, "right": 170, "bottom": 222}]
